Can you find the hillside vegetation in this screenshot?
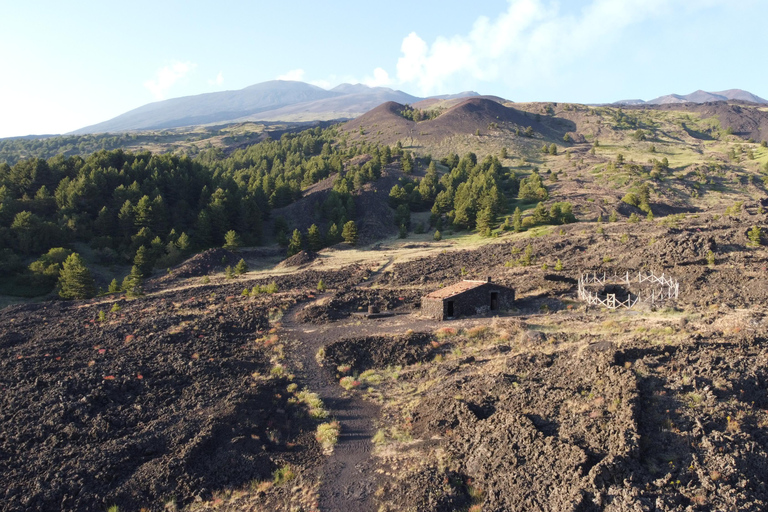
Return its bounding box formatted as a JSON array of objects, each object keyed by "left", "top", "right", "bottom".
[{"left": 2, "top": 98, "right": 768, "bottom": 511}]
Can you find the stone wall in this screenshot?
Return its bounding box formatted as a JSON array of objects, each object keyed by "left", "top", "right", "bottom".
[{"left": 421, "top": 283, "right": 515, "bottom": 320}]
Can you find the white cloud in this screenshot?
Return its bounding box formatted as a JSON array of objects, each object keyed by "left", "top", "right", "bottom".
[
  {"left": 277, "top": 68, "right": 306, "bottom": 81},
  {"left": 144, "top": 61, "right": 197, "bottom": 100},
  {"left": 392, "top": 0, "right": 704, "bottom": 95},
  {"left": 208, "top": 71, "right": 224, "bottom": 86},
  {"left": 310, "top": 79, "right": 332, "bottom": 89},
  {"left": 363, "top": 67, "right": 392, "bottom": 88}
]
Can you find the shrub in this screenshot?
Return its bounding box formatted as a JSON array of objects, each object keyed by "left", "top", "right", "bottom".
[
  {"left": 317, "top": 279, "right": 326, "bottom": 292},
  {"left": 748, "top": 226, "right": 763, "bottom": 246},
  {"left": 316, "top": 421, "right": 341, "bottom": 452},
  {"left": 296, "top": 388, "right": 328, "bottom": 419},
  {"left": 435, "top": 327, "right": 458, "bottom": 339},
  {"left": 707, "top": 250, "right": 716, "bottom": 266},
  {"left": 272, "top": 465, "right": 296, "bottom": 486},
  {"left": 554, "top": 259, "right": 563, "bottom": 271},
  {"left": 466, "top": 326, "right": 489, "bottom": 339},
  {"left": 433, "top": 229, "right": 442, "bottom": 241},
  {"left": 340, "top": 376, "right": 361, "bottom": 390}
]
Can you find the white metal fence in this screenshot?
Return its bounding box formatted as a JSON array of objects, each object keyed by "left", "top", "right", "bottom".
[{"left": 577, "top": 270, "right": 679, "bottom": 309}]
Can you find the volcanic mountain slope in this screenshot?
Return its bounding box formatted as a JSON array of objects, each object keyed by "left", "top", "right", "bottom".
[
  {"left": 71, "top": 81, "right": 478, "bottom": 134},
  {"left": 342, "top": 97, "right": 567, "bottom": 149},
  {"left": 614, "top": 88, "right": 768, "bottom": 106}
]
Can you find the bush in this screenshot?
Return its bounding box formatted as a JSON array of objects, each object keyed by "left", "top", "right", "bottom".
[
  {"left": 272, "top": 466, "right": 296, "bottom": 486},
  {"left": 340, "top": 376, "right": 361, "bottom": 390},
  {"left": 316, "top": 421, "right": 341, "bottom": 452}
]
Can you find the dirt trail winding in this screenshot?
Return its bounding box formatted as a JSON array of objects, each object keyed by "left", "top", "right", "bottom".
[
  {"left": 280, "top": 300, "right": 445, "bottom": 511},
  {"left": 281, "top": 307, "right": 381, "bottom": 512}
]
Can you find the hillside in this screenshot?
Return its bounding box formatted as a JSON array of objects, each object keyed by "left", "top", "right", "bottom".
[{"left": 3, "top": 96, "right": 768, "bottom": 511}]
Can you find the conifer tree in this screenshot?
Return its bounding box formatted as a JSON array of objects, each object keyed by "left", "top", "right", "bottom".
[
  {"left": 235, "top": 258, "right": 249, "bottom": 275},
  {"left": 57, "top": 253, "right": 96, "bottom": 299},
  {"left": 512, "top": 207, "right": 523, "bottom": 232},
  {"left": 176, "top": 232, "right": 191, "bottom": 252},
  {"left": 342, "top": 220, "right": 358, "bottom": 245},
  {"left": 327, "top": 223, "right": 340, "bottom": 244},
  {"left": 287, "top": 229, "right": 303, "bottom": 256},
  {"left": 307, "top": 224, "right": 322, "bottom": 251},
  {"left": 223, "top": 230, "right": 241, "bottom": 250},
  {"left": 134, "top": 245, "right": 152, "bottom": 276},
  {"left": 122, "top": 265, "right": 144, "bottom": 297}
]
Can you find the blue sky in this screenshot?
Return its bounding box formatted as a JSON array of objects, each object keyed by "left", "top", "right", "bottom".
[{"left": 1, "top": 0, "right": 766, "bottom": 137}]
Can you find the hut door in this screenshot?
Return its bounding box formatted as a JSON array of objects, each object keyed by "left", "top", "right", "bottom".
[
  {"left": 446, "top": 301, "right": 454, "bottom": 317},
  {"left": 490, "top": 292, "right": 499, "bottom": 311}
]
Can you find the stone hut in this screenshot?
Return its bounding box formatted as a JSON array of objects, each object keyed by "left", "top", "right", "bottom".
[{"left": 421, "top": 278, "right": 515, "bottom": 320}]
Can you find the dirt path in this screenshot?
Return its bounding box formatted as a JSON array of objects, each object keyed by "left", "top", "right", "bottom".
[
  {"left": 280, "top": 301, "right": 447, "bottom": 511},
  {"left": 281, "top": 307, "right": 381, "bottom": 512}
]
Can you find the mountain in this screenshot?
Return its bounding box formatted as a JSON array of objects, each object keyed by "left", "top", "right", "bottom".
[
  {"left": 342, "top": 97, "right": 558, "bottom": 147},
  {"left": 614, "top": 88, "right": 767, "bottom": 106},
  {"left": 71, "top": 81, "right": 480, "bottom": 134},
  {"left": 72, "top": 81, "right": 339, "bottom": 134}
]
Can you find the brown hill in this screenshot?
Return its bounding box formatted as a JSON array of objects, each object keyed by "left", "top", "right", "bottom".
[{"left": 343, "top": 98, "right": 571, "bottom": 150}]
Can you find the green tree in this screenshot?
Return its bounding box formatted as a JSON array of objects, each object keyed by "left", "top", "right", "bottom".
[
  {"left": 748, "top": 226, "right": 762, "bottom": 246},
  {"left": 176, "top": 232, "right": 191, "bottom": 252},
  {"left": 57, "top": 253, "right": 96, "bottom": 299},
  {"left": 134, "top": 245, "right": 153, "bottom": 276},
  {"left": 108, "top": 278, "right": 120, "bottom": 293},
  {"left": 307, "top": 224, "right": 322, "bottom": 251},
  {"left": 326, "top": 223, "right": 341, "bottom": 244},
  {"left": 287, "top": 229, "right": 303, "bottom": 256},
  {"left": 433, "top": 229, "right": 442, "bottom": 241},
  {"left": 342, "top": 220, "right": 358, "bottom": 245},
  {"left": 512, "top": 207, "right": 523, "bottom": 232},
  {"left": 401, "top": 151, "right": 414, "bottom": 173},
  {"left": 223, "top": 230, "right": 241, "bottom": 250},
  {"left": 475, "top": 205, "right": 496, "bottom": 236},
  {"left": 549, "top": 143, "right": 558, "bottom": 155},
  {"left": 122, "top": 265, "right": 144, "bottom": 297},
  {"left": 235, "top": 258, "right": 249, "bottom": 274}
]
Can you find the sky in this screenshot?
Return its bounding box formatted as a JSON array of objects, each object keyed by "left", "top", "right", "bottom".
[{"left": 1, "top": 0, "right": 766, "bottom": 138}]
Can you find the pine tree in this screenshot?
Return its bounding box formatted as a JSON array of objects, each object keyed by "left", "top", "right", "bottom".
[
  {"left": 287, "top": 229, "right": 303, "bottom": 256},
  {"left": 122, "top": 265, "right": 144, "bottom": 297},
  {"left": 475, "top": 205, "right": 496, "bottom": 236},
  {"left": 57, "top": 253, "right": 96, "bottom": 299},
  {"left": 327, "top": 223, "right": 340, "bottom": 244},
  {"left": 108, "top": 278, "right": 120, "bottom": 293},
  {"left": 134, "top": 245, "right": 152, "bottom": 277},
  {"left": 342, "top": 220, "right": 358, "bottom": 245},
  {"left": 176, "top": 232, "right": 191, "bottom": 251},
  {"left": 307, "top": 224, "right": 322, "bottom": 251},
  {"left": 433, "top": 229, "right": 442, "bottom": 241},
  {"left": 512, "top": 207, "right": 523, "bottom": 232},
  {"left": 235, "top": 258, "right": 249, "bottom": 275},
  {"left": 223, "top": 230, "right": 241, "bottom": 250}
]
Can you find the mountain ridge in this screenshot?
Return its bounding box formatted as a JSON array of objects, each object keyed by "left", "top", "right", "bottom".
[
  {"left": 71, "top": 81, "right": 480, "bottom": 134},
  {"left": 614, "top": 88, "right": 767, "bottom": 106}
]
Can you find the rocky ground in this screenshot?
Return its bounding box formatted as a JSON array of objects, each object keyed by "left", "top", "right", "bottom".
[{"left": 1, "top": 211, "right": 767, "bottom": 511}]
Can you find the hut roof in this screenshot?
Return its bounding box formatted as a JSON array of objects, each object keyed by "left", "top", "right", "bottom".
[{"left": 423, "top": 280, "right": 489, "bottom": 300}]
